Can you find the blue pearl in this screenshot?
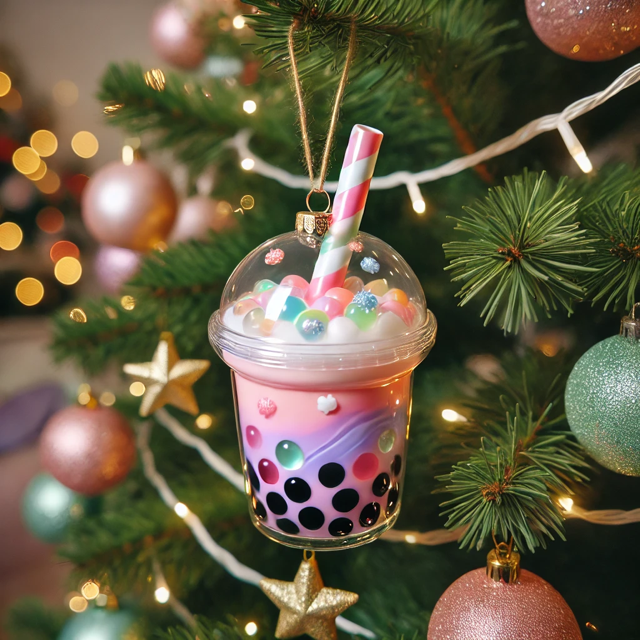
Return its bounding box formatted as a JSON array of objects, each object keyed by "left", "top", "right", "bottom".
[
  {"left": 352, "top": 290, "right": 378, "bottom": 312},
  {"left": 360, "top": 256, "right": 380, "bottom": 274}
]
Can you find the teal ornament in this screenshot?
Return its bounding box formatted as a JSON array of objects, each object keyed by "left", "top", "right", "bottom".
[
  {"left": 295, "top": 310, "right": 328, "bottom": 341},
  {"left": 59, "top": 609, "right": 139, "bottom": 640},
  {"left": 22, "top": 474, "right": 90, "bottom": 543},
  {"left": 565, "top": 333, "right": 640, "bottom": 476},
  {"left": 254, "top": 279, "right": 276, "bottom": 294},
  {"left": 276, "top": 440, "right": 305, "bottom": 470},
  {"left": 278, "top": 296, "right": 307, "bottom": 322},
  {"left": 345, "top": 303, "right": 377, "bottom": 330}
]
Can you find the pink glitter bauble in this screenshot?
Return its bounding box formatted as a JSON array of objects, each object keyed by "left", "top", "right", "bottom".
[
  {"left": 150, "top": 3, "right": 207, "bottom": 69},
  {"left": 525, "top": 0, "right": 640, "bottom": 61},
  {"left": 265, "top": 248, "right": 285, "bottom": 265},
  {"left": 169, "top": 196, "right": 236, "bottom": 243},
  {"left": 82, "top": 160, "right": 177, "bottom": 251},
  {"left": 94, "top": 245, "right": 141, "bottom": 293},
  {"left": 428, "top": 568, "right": 581, "bottom": 640},
  {"left": 40, "top": 405, "right": 136, "bottom": 496}
]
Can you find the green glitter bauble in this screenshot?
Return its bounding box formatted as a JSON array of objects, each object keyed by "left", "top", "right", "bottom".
[
  {"left": 565, "top": 335, "right": 640, "bottom": 476},
  {"left": 22, "top": 474, "right": 91, "bottom": 543},
  {"left": 58, "top": 609, "right": 139, "bottom": 640}
]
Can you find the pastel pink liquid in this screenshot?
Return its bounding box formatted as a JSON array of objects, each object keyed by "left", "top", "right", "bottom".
[{"left": 232, "top": 369, "right": 412, "bottom": 549}]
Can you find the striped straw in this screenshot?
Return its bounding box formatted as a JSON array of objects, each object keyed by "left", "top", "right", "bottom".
[{"left": 306, "top": 124, "right": 384, "bottom": 302}]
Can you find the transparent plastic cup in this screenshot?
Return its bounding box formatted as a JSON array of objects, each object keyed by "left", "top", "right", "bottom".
[{"left": 209, "top": 228, "right": 436, "bottom": 550}]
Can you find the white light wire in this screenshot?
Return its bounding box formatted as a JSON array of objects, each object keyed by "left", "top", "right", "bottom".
[
  {"left": 138, "top": 421, "right": 376, "bottom": 639},
  {"left": 226, "top": 62, "right": 640, "bottom": 197},
  {"left": 152, "top": 556, "right": 197, "bottom": 629}
]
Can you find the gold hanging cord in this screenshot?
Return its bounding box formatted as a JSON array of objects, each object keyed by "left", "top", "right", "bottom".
[{"left": 287, "top": 19, "right": 357, "bottom": 205}]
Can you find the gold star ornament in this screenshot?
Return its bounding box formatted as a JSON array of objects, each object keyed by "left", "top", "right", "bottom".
[
  {"left": 260, "top": 552, "right": 359, "bottom": 640},
  {"left": 123, "top": 332, "right": 210, "bottom": 417}
]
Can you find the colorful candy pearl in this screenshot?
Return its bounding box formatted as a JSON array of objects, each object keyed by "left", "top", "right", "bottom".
[
  {"left": 254, "top": 288, "right": 276, "bottom": 309},
  {"left": 278, "top": 295, "right": 307, "bottom": 322},
  {"left": 360, "top": 256, "right": 380, "bottom": 275},
  {"left": 326, "top": 287, "right": 354, "bottom": 307},
  {"left": 345, "top": 302, "right": 377, "bottom": 330},
  {"left": 311, "top": 296, "right": 345, "bottom": 319},
  {"left": 276, "top": 440, "right": 305, "bottom": 470},
  {"left": 382, "top": 288, "right": 409, "bottom": 306},
  {"left": 281, "top": 275, "right": 309, "bottom": 294},
  {"left": 352, "top": 290, "right": 378, "bottom": 312},
  {"left": 365, "top": 279, "right": 389, "bottom": 296},
  {"left": 378, "top": 300, "right": 413, "bottom": 326},
  {"left": 254, "top": 279, "right": 277, "bottom": 294},
  {"left": 243, "top": 307, "right": 265, "bottom": 336},
  {"left": 295, "top": 309, "right": 329, "bottom": 341},
  {"left": 233, "top": 298, "right": 259, "bottom": 316},
  {"left": 344, "top": 276, "right": 364, "bottom": 294}
]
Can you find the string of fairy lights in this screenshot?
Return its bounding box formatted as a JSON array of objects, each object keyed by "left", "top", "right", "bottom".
[{"left": 0, "top": 70, "right": 100, "bottom": 307}]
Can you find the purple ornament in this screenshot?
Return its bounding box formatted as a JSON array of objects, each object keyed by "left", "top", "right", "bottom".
[
  {"left": 94, "top": 245, "right": 141, "bottom": 293},
  {"left": 150, "top": 3, "right": 207, "bottom": 69}
]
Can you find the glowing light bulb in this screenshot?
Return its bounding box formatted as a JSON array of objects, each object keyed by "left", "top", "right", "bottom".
[
  {"left": 559, "top": 497, "right": 574, "bottom": 512},
  {"left": 405, "top": 534, "right": 417, "bottom": 544},
  {"left": 196, "top": 414, "right": 213, "bottom": 429},
  {"left": 129, "top": 381, "right": 146, "bottom": 397},
  {"left": 557, "top": 120, "right": 593, "bottom": 174},
  {"left": 241, "top": 158, "right": 255, "bottom": 171},
  {"left": 81, "top": 580, "right": 100, "bottom": 600},
  {"left": 174, "top": 502, "right": 189, "bottom": 518},
  {"left": 243, "top": 99, "right": 257, "bottom": 114},
  {"left": 441, "top": 409, "right": 467, "bottom": 422},
  {"left": 412, "top": 199, "right": 426, "bottom": 214},
  {"left": 154, "top": 586, "right": 170, "bottom": 604},
  {"left": 122, "top": 145, "right": 135, "bottom": 165},
  {"left": 244, "top": 622, "right": 258, "bottom": 636},
  {"left": 233, "top": 15, "right": 246, "bottom": 29}
]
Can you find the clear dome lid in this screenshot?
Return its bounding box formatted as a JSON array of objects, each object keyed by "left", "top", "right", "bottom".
[{"left": 209, "top": 228, "right": 435, "bottom": 367}]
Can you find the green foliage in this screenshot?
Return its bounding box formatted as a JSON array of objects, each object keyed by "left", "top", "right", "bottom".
[
  {"left": 5, "top": 598, "right": 69, "bottom": 640},
  {"left": 438, "top": 350, "right": 589, "bottom": 553},
  {"left": 159, "top": 617, "right": 245, "bottom": 640},
  {"left": 444, "top": 171, "right": 595, "bottom": 334}
]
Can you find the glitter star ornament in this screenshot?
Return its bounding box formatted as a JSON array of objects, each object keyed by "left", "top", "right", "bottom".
[
  {"left": 260, "top": 553, "right": 359, "bottom": 640},
  {"left": 124, "top": 332, "right": 210, "bottom": 416}
]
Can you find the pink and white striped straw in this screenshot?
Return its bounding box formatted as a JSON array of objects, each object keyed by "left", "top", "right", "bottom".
[{"left": 306, "top": 124, "right": 384, "bottom": 302}]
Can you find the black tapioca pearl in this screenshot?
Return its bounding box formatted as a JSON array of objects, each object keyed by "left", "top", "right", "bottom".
[
  {"left": 329, "top": 517, "right": 353, "bottom": 537},
  {"left": 332, "top": 488, "right": 359, "bottom": 513},
  {"left": 359, "top": 502, "right": 380, "bottom": 527},
  {"left": 372, "top": 473, "right": 390, "bottom": 497},
  {"left": 298, "top": 507, "right": 325, "bottom": 530},
  {"left": 386, "top": 484, "right": 400, "bottom": 516},
  {"left": 284, "top": 477, "right": 311, "bottom": 503},
  {"left": 391, "top": 455, "right": 402, "bottom": 476},
  {"left": 253, "top": 497, "right": 267, "bottom": 520},
  {"left": 276, "top": 518, "right": 300, "bottom": 534},
  {"left": 266, "top": 492, "right": 288, "bottom": 515},
  {"left": 318, "top": 463, "right": 345, "bottom": 488},
  {"left": 247, "top": 460, "right": 260, "bottom": 492}
]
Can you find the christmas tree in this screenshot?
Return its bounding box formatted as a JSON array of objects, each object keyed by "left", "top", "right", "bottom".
[{"left": 8, "top": 1, "right": 640, "bottom": 639}]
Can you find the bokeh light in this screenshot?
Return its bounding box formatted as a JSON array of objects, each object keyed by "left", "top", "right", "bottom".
[
  {"left": 99, "top": 391, "right": 116, "bottom": 407},
  {"left": 244, "top": 622, "right": 258, "bottom": 636},
  {"left": 81, "top": 580, "right": 100, "bottom": 600},
  {"left": 216, "top": 201, "right": 233, "bottom": 217},
  {"left": 154, "top": 587, "right": 170, "bottom": 604},
  {"left": 12, "top": 147, "right": 40, "bottom": 175},
  {"left": 16, "top": 278, "right": 44, "bottom": 306},
  {"left": 241, "top": 158, "right": 255, "bottom": 171},
  {"left": 69, "top": 308, "right": 87, "bottom": 323},
  {"left": 36, "top": 207, "right": 65, "bottom": 234},
  {"left": 121, "top": 295, "right": 136, "bottom": 311},
  {"left": 27, "top": 160, "right": 48, "bottom": 182},
  {"left": 50, "top": 240, "right": 80, "bottom": 263},
  {"left": 129, "top": 381, "right": 145, "bottom": 396},
  {"left": 144, "top": 68, "right": 166, "bottom": 91},
  {"left": 0, "top": 88, "right": 22, "bottom": 112},
  {"left": 68, "top": 596, "right": 88, "bottom": 613},
  {"left": 242, "top": 99, "right": 257, "bottom": 114},
  {"left": 30, "top": 130, "right": 58, "bottom": 157},
  {"left": 53, "top": 80, "right": 78, "bottom": 106},
  {"left": 195, "top": 414, "right": 213, "bottom": 429},
  {"left": 233, "top": 15, "right": 246, "bottom": 29},
  {"left": 240, "top": 195, "right": 255, "bottom": 210},
  {"left": 35, "top": 170, "right": 61, "bottom": 194},
  {"left": 0, "top": 222, "right": 23, "bottom": 250},
  {"left": 71, "top": 131, "right": 99, "bottom": 158},
  {"left": 0, "top": 72, "right": 11, "bottom": 97},
  {"left": 54, "top": 256, "right": 83, "bottom": 285}
]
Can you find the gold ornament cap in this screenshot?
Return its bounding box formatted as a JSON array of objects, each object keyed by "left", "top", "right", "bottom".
[
  {"left": 296, "top": 212, "right": 333, "bottom": 240},
  {"left": 486, "top": 542, "right": 521, "bottom": 584},
  {"left": 620, "top": 303, "right": 640, "bottom": 342}
]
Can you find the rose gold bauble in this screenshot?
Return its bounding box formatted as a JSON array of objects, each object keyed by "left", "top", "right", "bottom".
[
  {"left": 40, "top": 405, "right": 136, "bottom": 496},
  {"left": 526, "top": 0, "right": 640, "bottom": 61},
  {"left": 82, "top": 160, "right": 177, "bottom": 252},
  {"left": 150, "top": 2, "right": 206, "bottom": 69},
  {"left": 427, "top": 568, "right": 582, "bottom": 640},
  {"left": 94, "top": 245, "right": 142, "bottom": 293},
  {"left": 169, "top": 195, "right": 237, "bottom": 242}
]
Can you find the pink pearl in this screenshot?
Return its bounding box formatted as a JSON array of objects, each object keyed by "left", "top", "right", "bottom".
[
  {"left": 382, "top": 288, "right": 410, "bottom": 306},
  {"left": 246, "top": 426, "right": 262, "bottom": 449},
  {"left": 344, "top": 276, "right": 364, "bottom": 294},
  {"left": 254, "top": 288, "right": 275, "bottom": 309},
  {"left": 325, "top": 287, "right": 354, "bottom": 307},
  {"left": 281, "top": 275, "right": 309, "bottom": 294},
  {"left": 288, "top": 286, "right": 307, "bottom": 299},
  {"left": 311, "top": 296, "right": 345, "bottom": 319},
  {"left": 258, "top": 459, "right": 279, "bottom": 484},
  {"left": 378, "top": 300, "right": 413, "bottom": 326},
  {"left": 353, "top": 453, "right": 379, "bottom": 480}
]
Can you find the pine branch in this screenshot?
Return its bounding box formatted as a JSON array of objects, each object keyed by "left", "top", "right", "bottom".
[
  {"left": 444, "top": 171, "right": 595, "bottom": 334},
  {"left": 160, "top": 617, "right": 245, "bottom": 640},
  {"left": 5, "top": 598, "right": 69, "bottom": 640}
]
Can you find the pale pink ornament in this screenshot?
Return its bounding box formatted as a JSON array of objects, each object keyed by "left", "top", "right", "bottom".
[
  {"left": 150, "top": 2, "right": 207, "bottom": 69},
  {"left": 82, "top": 160, "right": 177, "bottom": 252},
  {"left": 94, "top": 245, "right": 141, "bottom": 293},
  {"left": 169, "top": 195, "right": 237, "bottom": 242},
  {"left": 265, "top": 248, "right": 285, "bottom": 265},
  {"left": 427, "top": 568, "right": 582, "bottom": 640},
  {"left": 257, "top": 397, "right": 276, "bottom": 418}
]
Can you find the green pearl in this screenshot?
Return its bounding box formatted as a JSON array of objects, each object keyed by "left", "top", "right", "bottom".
[
  {"left": 276, "top": 440, "right": 305, "bottom": 470},
  {"left": 565, "top": 335, "right": 640, "bottom": 476},
  {"left": 345, "top": 303, "right": 377, "bottom": 330},
  {"left": 254, "top": 279, "right": 276, "bottom": 294},
  {"left": 278, "top": 296, "right": 307, "bottom": 322},
  {"left": 378, "top": 429, "right": 396, "bottom": 453}
]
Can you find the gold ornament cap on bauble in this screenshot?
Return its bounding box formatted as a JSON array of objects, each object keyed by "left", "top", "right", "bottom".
[
  {"left": 620, "top": 303, "right": 640, "bottom": 342},
  {"left": 486, "top": 542, "right": 521, "bottom": 584},
  {"left": 296, "top": 212, "right": 333, "bottom": 241}
]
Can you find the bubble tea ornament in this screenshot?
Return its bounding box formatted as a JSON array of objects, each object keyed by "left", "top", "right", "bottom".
[{"left": 209, "top": 125, "right": 437, "bottom": 549}]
